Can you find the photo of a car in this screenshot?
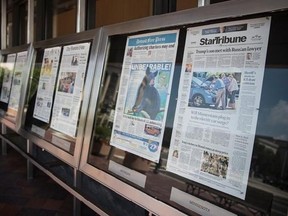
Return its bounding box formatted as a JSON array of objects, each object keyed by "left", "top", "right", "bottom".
[{"left": 188, "top": 77, "right": 216, "bottom": 107}]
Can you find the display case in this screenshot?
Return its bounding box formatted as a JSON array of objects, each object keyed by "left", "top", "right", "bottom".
[
  {"left": 79, "top": 0, "right": 288, "bottom": 215},
  {"left": 0, "top": 44, "right": 32, "bottom": 131},
  {"left": 0, "top": 44, "right": 32, "bottom": 154},
  {"left": 18, "top": 29, "right": 101, "bottom": 168}
]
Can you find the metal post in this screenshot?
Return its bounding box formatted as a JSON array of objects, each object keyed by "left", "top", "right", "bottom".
[
  {"left": 27, "top": 0, "right": 34, "bottom": 43},
  {"left": 86, "top": 0, "right": 96, "bottom": 30},
  {"left": 27, "top": 139, "right": 34, "bottom": 180},
  {"left": 1, "top": 0, "right": 7, "bottom": 49},
  {"left": 1, "top": 124, "right": 7, "bottom": 155},
  {"left": 76, "top": 0, "right": 86, "bottom": 32},
  {"left": 198, "top": 0, "right": 210, "bottom": 7},
  {"left": 73, "top": 168, "right": 81, "bottom": 216}
]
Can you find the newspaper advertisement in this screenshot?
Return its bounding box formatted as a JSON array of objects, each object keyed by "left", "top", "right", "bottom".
[
  {"left": 0, "top": 53, "right": 17, "bottom": 103},
  {"left": 166, "top": 17, "right": 271, "bottom": 199},
  {"left": 8, "top": 51, "right": 28, "bottom": 111},
  {"left": 33, "top": 47, "right": 61, "bottom": 123},
  {"left": 110, "top": 30, "right": 179, "bottom": 163},
  {"left": 50, "top": 42, "right": 90, "bottom": 137}
]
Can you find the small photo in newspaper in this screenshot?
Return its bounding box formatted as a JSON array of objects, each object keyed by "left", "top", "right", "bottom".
[
  {"left": 188, "top": 71, "right": 241, "bottom": 111},
  {"left": 57, "top": 72, "right": 76, "bottom": 94}
]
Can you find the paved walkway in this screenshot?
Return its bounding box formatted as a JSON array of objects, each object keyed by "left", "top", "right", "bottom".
[{"left": 0, "top": 146, "right": 96, "bottom": 216}]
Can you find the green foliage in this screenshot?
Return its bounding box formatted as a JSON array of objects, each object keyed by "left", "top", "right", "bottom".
[{"left": 95, "top": 126, "right": 112, "bottom": 139}]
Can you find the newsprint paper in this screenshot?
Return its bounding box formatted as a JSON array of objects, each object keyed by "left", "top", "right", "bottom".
[{"left": 167, "top": 17, "right": 271, "bottom": 199}]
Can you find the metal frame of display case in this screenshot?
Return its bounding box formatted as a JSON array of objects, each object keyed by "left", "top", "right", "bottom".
[
  {"left": 0, "top": 44, "right": 32, "bottom": 155},
  {"left": 16, "top": 29, "right": 102, "bottom": 168},
  {"left": 79, "top": 0, "right": 288, "bottom": 215}
]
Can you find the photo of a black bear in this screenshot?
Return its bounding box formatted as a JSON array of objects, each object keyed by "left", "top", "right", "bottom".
[{"left": 132, "top": 67, "right": 161, "bottom": 120}]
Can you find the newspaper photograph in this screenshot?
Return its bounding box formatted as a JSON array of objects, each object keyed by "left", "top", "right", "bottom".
[
  {"left": 33, "top": 47, "right": 61, "bottom": 123},
  {"left": 50, "top": 42, "right": 90, "bottom": 137},
  {"left": 0, "top": 53, "right": 17, "bottom": 103},
  {"left": 7, "top": 51, "right": 28, "bottom": 112},
  {"left": 166, "top": 17, "right": 271, "bottom": 199},
  {"left": 110, "top": 30, "right": 179, "bottom": 162}
]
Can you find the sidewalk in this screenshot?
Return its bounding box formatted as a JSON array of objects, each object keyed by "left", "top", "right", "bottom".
[{"left": 0, "top": 146, "right": 77, "bottom": 215}]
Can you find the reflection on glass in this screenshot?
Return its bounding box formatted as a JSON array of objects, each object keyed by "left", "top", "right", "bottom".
[
  {"left": 251, "top": 68, "right": 288, "bottom": 204},
  {"left": 7, "top": 12, "right": 13, "bottom": 48},
  {"left": 89, "top": 63, "right": 121, "bottom": 166}
]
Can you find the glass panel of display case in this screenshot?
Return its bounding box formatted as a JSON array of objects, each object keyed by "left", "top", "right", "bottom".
[
  {"left": 0, "top": 50, "right": 29, "bottom": 124},
  {"left": 85, "top": 11, "right": 288, "bottom": 216},
  {"left": 7, "top": 51, "right": 28, "bottom": 118},
  {"left": 24, "top": 41, "right": 91, "bottom": 154},
  {"left": 0, "top": 53, "right": 16, "bottom": 110}
]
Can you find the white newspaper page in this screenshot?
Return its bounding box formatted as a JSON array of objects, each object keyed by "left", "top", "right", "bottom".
[
  {"left": 50, "top": 42, "right": 90, "bottom": 137},
  {"left": 110, "top": 30, "right": 179, "bottom": 163},
  {"left": 8, "top": 51, "right": 28, "bottom": 112},
  {"left": 33, "top": 47, "right": 61, "bottom": 123},
  {"left": 167, "top": 17, "right": 271, "bottom": 199},
  {"left": 0, "top": 53, "right": 17, "bottom": 103}
]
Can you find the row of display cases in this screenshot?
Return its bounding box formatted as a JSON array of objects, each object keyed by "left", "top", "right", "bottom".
[{"left": 1, "top": 0, "right": 288, "bottom": 215}]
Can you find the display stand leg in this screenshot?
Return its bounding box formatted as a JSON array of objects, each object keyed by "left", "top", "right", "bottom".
[
  {"left": 27, "top": 140, "right": 34, "bottom": 180},
  {"left": 1, "top": 124, "right": 7, "bottom": 155},
  {"left": 73, "top": 169, "right": 81, "bottom": 216}
]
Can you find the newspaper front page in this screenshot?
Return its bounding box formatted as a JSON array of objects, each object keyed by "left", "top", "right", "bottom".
[
  {"left": 50, "top": 42, "right": 90, "bottom": 137},
  {"left": 0, "top": 53, "right": 17, "bottom": 103},
  {"left": 7, "top": 51, "right": 28, "bottom": 112},
  {"left": 33, "top": 47, "right": 61, "bottom": 123},
  {"left": 110, "top": 30, "right": 179, "bottom": 162},
  {"left": 167, "top": 17, "right": 271, "bottom": 199}
]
